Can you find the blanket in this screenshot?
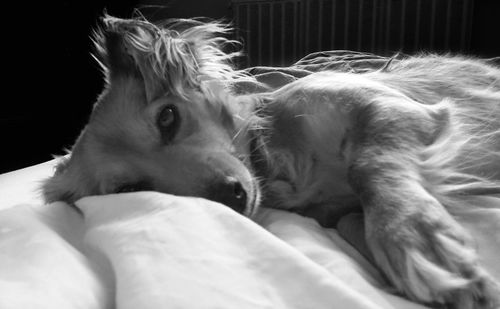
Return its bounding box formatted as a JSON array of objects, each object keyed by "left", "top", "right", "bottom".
[{"left": 1, "top": 161, "right": 499, "bottom": 309}]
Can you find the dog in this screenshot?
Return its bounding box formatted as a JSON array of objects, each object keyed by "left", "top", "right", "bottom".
[{"left": 42, "top": 15, "right": 500, "bottom": 308}]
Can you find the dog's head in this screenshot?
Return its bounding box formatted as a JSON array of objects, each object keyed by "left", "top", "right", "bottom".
[{"left": 42, "top": 16, "right": 261, "bottom": 216}]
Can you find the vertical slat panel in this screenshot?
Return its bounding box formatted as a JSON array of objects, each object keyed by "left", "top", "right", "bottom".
[
  {"left": 429, "top": 0, "right": 437, "bottom": 49},
  {"left": 414, "top": 0, "right": 421, "bottom": 51},
  {"left": 235, "top": 4, "right": 240, "bottom": 40},
  {"left": 385, "top": 0, "right": 392, "bottom": 52},
  {"left": 400, "top": 0, "right": 406, "bottom": 49},
  {"left": 460, "top": 0, "right": 470, "bottom": 52},
  {"left": 246, "top": 4, "right": 251, "bottom": 66},
  {"left": 269, "top": 2, "right": 274, "bottom": 64},
  {"left": 294, "top": 0, "right": 298, "bottom": 61},
  {"left": 281, "top": 3, "right": 286, "bottom": 65},
  {"left": 305, "top": 0, "right": 310, "bottom": 54},
  {"left": 371, "top": 0, "right": 378, "bottom": 52},
  {"left": 331, "top": 0, "right": 336, "bottom": 50},
  {"left": 378, "top": 0, "right": 385, "bottom": 54},
  {"left": 344, "top": 0, "right": 349, "bottom": 49},
  {"left": 357, "top": 0, "right": 364, "bottom": 51},
  {"left": 234, "top": 4, "right": 243, "bottom": 66},
  {"left": 444, "top": 0, "right": 452, "bottom": 49},
  {"left": 257, "top": 3, "right": 262, "bottom": 65},
  {"left": 230, "top": 0, "right": 473, "bottom": 66},
  {"left": 318, "top": 0, "right": 323, "bottom": 51}
]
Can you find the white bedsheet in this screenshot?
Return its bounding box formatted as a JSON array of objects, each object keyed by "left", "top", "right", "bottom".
[{"left": 0, "top": 161, "right": 498, "bottom": 308}]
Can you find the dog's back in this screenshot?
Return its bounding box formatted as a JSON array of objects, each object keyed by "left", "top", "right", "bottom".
[
  {"left": 255, "top": 55, "right": 500, "bottom": 215},
  {"left": 371, "top": 55, "right": 500, "bottom": 184}
]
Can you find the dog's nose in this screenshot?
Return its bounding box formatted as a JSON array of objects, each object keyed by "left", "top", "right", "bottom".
[{"left": 207, "top": 177, "right": 248, "bottom": 214}]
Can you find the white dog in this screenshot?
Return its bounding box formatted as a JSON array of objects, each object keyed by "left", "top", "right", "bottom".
[{"left": 43, "top": 16, "right": 500, "bottom": 308}]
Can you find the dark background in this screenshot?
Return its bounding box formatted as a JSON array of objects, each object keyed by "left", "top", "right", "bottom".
[{"left": 1, "top": 0, "right": 499, "bottom": 174}]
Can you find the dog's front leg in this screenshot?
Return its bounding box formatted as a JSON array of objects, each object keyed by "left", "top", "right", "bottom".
[{"left": 346, "top": 104, "right": 500, "bottom": 308}]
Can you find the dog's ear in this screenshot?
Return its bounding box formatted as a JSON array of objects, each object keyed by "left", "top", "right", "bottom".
[
  {"left": 92, "top": 28, "right": 139, "bottom": 82},
  {"left": 93, "top": 15, "right": 240, "bottom": 102},
  {"left": 41, "top": 151, "right": 95, "bottom": 204},
  {"left": 92, "top": 15, "right": 168, "bottom": 102}
]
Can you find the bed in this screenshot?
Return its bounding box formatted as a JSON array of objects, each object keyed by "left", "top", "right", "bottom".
[{"left": 1, "top": 52, "right": 499, "bottom": 309}]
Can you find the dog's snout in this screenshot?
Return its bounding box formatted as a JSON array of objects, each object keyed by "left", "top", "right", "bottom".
[{"left": 208, "top": 177, "right": 248, "bottom": 213}]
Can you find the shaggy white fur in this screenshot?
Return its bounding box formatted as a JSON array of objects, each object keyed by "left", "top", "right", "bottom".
[{"left": 42, "top": 15, "right": 500, "bottom": 309}]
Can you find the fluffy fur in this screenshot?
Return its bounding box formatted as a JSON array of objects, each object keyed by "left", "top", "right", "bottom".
[{"left": 42, "top": 15, "right": 500, "bottom": 308}]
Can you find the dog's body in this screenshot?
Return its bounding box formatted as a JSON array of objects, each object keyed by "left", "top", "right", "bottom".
[
  {"left": 253, "top": 58, "right": 500, "bottom": 214},
  {"left": 249, "top": 64, "right": 500, "bottom": 308},
  {"left": 42, "top": 16, "right": 500, "bottom": 308}
]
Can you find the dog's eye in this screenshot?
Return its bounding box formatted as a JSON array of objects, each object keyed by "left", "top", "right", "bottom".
[{"left": 157, "top": 105, "right": 180, "bottom": 143}]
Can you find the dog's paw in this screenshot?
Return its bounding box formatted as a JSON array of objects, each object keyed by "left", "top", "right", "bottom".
[{"left": 367, "top": 210, "right": 500, "bottom": 309}]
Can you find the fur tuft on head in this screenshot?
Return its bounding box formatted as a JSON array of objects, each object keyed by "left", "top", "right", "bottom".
[{"left": 92, "top": 13, "right": 249, "bottom": 100}]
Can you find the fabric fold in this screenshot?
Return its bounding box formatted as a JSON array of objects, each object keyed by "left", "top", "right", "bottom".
[
  {"left": 0, "top": 203, "right": 112, "bottom": 309},
  {"left": 76, "top": 192, "right": 386, "bottom": 309}
]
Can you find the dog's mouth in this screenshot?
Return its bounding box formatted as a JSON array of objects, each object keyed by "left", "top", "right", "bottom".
[
  {"left": 237, "top": 129, "right": 270, "bottom": 218},
  {"left": 244, "top": 178, "right": 261, "bottom": 218}
]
